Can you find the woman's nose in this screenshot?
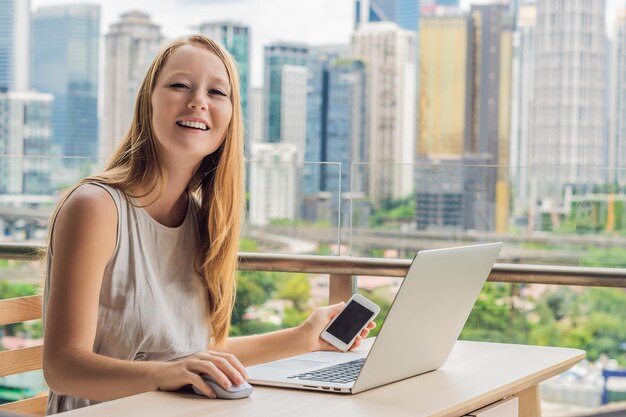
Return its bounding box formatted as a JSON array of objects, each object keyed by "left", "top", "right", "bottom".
[{"left": 188, "top": 92, "right": 208, "bottom": 111}]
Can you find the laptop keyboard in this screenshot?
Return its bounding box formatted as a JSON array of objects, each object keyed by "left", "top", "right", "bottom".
[{"left": 287, "top": 358, "right": 365, "bottom": 384}]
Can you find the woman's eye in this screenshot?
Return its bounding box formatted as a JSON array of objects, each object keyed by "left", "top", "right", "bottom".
[{"left": 209, "top": 89, "right": 227, "bottom": 96}]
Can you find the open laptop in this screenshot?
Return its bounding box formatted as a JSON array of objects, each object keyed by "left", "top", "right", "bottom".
[{"left": 247, "top": 242, "right": 503, "bottom": 394}]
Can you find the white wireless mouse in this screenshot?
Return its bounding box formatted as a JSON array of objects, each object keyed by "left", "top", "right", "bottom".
[{"left": 192, "top": 374, "right": 254, "bottom": 399}]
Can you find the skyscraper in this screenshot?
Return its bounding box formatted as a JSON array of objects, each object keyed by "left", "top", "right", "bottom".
[
  {"left": 467, "top": 4, "right": 513, "bottom": 232},
  {"left": 0, "top": 91, "right": 53, "bottom": 194},
  {"left": 249, "top": 143, "right": 298, "bottom": 226},
  {"left": 531, "top": 0, "right": 607, "bottom": 198},
  {"left": 415, "top": 7, "right": 512, "bottom": 232},
  {"left": 199, "top": 22, "right": 250, "bottom": 153},
  {"left": 0, "top": 0, "right": 30, "bottom": 92},
  {"left": 248, "top": 87, "right": 264, "bottom": 145},
  {"left": 418, "top": 14, "right": 471, "bottom": 157},
  {"left": 612, "top": 9, "right": 626, "bottom": 185},
  {"left": 352, "top": 22, "right": 417, "bottom": 204},
  {"left": 355, "top": 0, "right": 420, "bottom": 31},
  {"left": 32, "top": 4, "right": 100, "bottom": 162},
  {"left": 101, "top": 11, "right": 162, "bottom": 161},
  {"left": 305, "top": 46, "right": 367, "bottom": 199},
  {"left": 510, "top": 3, "right": 536, "bottom": 220},
  {"left": 263, "top": 42, "right": 308, "bottom": 145},
  {"left": 280, "top": 64, "right": 308, "bottom": 161}
]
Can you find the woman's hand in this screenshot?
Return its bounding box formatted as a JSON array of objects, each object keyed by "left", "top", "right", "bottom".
[
  {"left": 298, "top": 302, "right": 376, "bottom": 353},
  {"left": 155, "top": 351, "right": 248, "bottom": 399}
]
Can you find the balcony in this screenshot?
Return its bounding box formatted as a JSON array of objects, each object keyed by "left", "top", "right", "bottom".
[{"left": 1, "top": 158, "right": 626, "bottom": 415}]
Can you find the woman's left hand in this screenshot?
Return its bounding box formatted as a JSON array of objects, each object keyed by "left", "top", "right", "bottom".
[{"left": 298, "top": 302, "right": 376, "bottom": 352}]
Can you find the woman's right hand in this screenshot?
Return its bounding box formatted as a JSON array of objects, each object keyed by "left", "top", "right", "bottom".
[{"left": 155, "top": 351, "right": 249, "bottom": 399}]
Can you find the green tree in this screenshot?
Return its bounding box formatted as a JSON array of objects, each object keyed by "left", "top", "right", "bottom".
[
  {"left": 276, "top": 274, "right": 310, "bottom": 311},
  {"left": 461, "top": 283, "right": 528, "bottom": 343},
  {"left": 231, "top": 271, "right": 278, "bottom": 326}
]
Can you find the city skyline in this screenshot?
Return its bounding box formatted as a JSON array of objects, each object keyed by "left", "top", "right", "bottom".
[{"left": 28, "top": 0, "right": 626, "bottom": 87}]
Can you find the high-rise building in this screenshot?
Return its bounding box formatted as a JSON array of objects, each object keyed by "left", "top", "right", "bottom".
[
  {"left": 355, "top": 0, "right": 420, "bottom": 31},
  {"left": 612, "top": 9, "right": 626, "bottom": 184},
  {"left": 249, "top": 142, "right": 298, "bottom": 226},
  {"left": 199, "top": 22, "right": 250, "bottom": 154},
  {"left": 352, "top": 22, "right": 417, "bottom": 204},
  {"left": 0, "top": 91, "right": 53, "bottom": 194},
  {"left": 531, "top": 0, "right": 607, "bottom": 197},
  {"left": 305, "top": 46, "right": 367, "bottom": 203},
  {"left": 248, "top": 87, "right": 264, "bottom": 145},
  {"left": 467, "top": 4, "right": 513, "bottom": 232},
  {"left": 264, "top": 42, "right": 308, "bottom": 145},
  {"left": 418, "top": 14, "right": 471, "bottom": 157},
  {"left": 280, "top": 65, "right": 308, "bottom": 161},
  {"left": 510, "top": 3, "right": 536, "bottom": 220},
  {"left": 101, "top": 11, "right": 162, "bottom": 161},
  {"left": 0, "top": 0, "right": 30, "bottom": 92},
  {"left": 415, "top": 6, "right": 512, "bottom": 232},
  {"left": 32, "top": 4, "right": 100, "bottom": 162}
]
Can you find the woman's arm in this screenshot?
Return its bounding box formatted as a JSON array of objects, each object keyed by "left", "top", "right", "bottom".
[
  {"left": 43, "top": 185, "right": 246, "bottom": 401},
  {"left": 214, "top": 304, "right": 375, "bottom": 366}
]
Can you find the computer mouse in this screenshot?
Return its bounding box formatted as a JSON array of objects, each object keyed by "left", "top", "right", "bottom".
[{"left": 192, "top": 374, "right": 254, "bottom": 399}]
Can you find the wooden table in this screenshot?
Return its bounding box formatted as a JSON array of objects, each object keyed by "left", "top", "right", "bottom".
[{"left": 57, "top": 340, "right": 585, "bottom": 417}]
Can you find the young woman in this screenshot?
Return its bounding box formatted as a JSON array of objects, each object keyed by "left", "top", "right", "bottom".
[{"left": 42, "top": 34, "right": 374, "bottom": 414}]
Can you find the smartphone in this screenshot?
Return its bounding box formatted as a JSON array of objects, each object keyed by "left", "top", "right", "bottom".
[{"left": 320, "top": 294, "right": 380, "bottom": 352}]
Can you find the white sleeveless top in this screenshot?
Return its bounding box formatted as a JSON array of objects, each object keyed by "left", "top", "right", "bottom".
[{"left": 43, "top": 183, "right": 210, "bottom": 414}]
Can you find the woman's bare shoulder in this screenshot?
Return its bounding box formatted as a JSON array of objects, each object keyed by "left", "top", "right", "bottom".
[
  {"left": 51, "top": 183, "right": 118, "bottom": 256},
  {"left": 62, "top": 183, "right": 117, "bottom": 219}
]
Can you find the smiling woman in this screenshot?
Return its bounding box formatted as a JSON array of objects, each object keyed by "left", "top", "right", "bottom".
[{"left": 40, "top": 34, "right": 374, "bottom": 415}]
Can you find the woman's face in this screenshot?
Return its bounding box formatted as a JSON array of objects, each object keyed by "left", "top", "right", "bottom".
[{"left": 151, "top": 43, "right": 233, "bottom": 164}]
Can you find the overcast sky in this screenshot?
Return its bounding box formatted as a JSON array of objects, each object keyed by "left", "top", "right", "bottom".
[{"left": 31, "top": 0, "right": 625, "bottom": 87}]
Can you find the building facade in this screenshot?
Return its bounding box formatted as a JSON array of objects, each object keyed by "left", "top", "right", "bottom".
[
  {"left": 530, "top": 0, "right": 607, "bottom": 198},
  {"left": 248, "top": 87, "right": 264, "bottom": 145},
  {"left": 0, "top": 92, "right": 53, "bottom": 195},
  {"left": 101, "top": 11, "right": 162, "bottom": 161},
  {"left": 418, "top": 14, "right": 471, "bottom": 157},
  {"left": 352, "top": 22, "right": 417, "bottom": 205},
  {"left": 468, "top": 4, "right": 513, "bottom": 232},
  {"left": 509, "top": 3, "right": 536, "bottom": 223},
  {"left": 264, "top": 42, "right": 308, "bottom": 145},
  {"left": 0, "top": 0, "right": 30, "bottom": 92},
  {"left": 249, "top": 143, "right": 298, "bottom": 226},
  {"left": 305, "top": 47, "right": 367, "bottom": 224},
  {"left": 612, "top": 9, "right": 626, "bottom": 185},
  {"left": 32, "top": 4, "right": 100, "bottom": 163}
]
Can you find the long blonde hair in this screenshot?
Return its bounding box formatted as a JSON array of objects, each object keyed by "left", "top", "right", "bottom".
[{"left": 48, "top": 34, "right": 244, "bottom": 346}]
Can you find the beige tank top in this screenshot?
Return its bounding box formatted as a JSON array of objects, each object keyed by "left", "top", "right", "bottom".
[{"left": 43, "top": 183, "right": 210, "bottom": 414}]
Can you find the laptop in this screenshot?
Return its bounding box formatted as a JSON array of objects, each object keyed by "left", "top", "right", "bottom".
[{"left": 247, "top": 242, "right": 503, "bottom": 394}]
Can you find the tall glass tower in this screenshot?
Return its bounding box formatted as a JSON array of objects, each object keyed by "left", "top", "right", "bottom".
[
  {"left": 32, "top": 4, "right": 100, "bottom": 162},
  {"left": 0, "top": 0, "right": 30, "bottom": 92},
  {"left": 199, "top": 22, "right": 250, "bottom": 155},
  {"left": 264, "top": 43, "right": 308, "bottom": 144},
  {"left": 355, "top": 0, "right": 420, "bottom": 31},
  {"left": 305, "top": 47, "right": 366, "bottom": 197}
]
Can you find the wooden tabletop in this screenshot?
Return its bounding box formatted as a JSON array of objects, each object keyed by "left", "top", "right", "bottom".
[{"left": 57, "top": 340, "right": 585, "bottom": 417}]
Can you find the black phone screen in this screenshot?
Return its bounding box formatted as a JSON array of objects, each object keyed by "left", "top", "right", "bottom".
[{"left": 325, "top": 301, "right": 373, "bottom": 344}]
